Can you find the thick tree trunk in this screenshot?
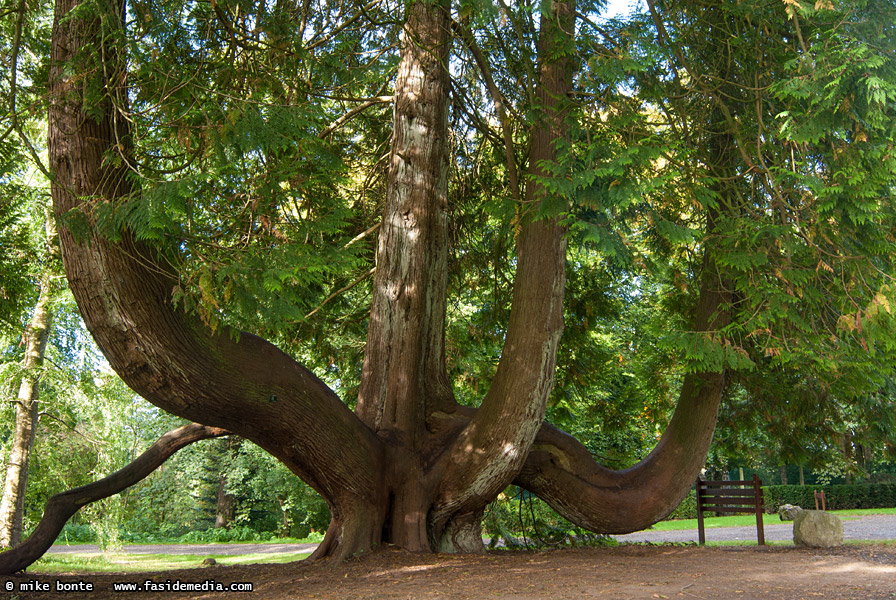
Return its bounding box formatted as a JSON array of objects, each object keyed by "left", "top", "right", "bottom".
[
  {"left": 0, "top": 212, "right": 57, "bottom": 548},
  {"left": 357, "top": 0, "right": 454, "bottom": 434},
  {"left": 349, "top": 0, "right": 575, "bottom": 554},
  {"left": 351, "top": 0, "right": 453, "bottom": 553},
  {"left": 0, "top": 424, "right": 227, "bottom": 575}
]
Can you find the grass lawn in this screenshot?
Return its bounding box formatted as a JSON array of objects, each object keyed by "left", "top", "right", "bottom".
[{"left": 30, "top": 551, "right": 311, "bottom": 574}]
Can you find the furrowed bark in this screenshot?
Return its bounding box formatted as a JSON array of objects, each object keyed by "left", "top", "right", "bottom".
[
  {"left": 356, "top": 0, "right": 454, "bottom": 439},
  {"left": 49, "top": 0, "right": 384, "bottom": 561},
  {"left": 430, "top": 0, "right": 575, "bottom": 551},
  {"left": 0, "top": 424, "right": 228, "bottom": 575},
  {"left": 346, "top": 0, "right": 453, "bottom": 554}
]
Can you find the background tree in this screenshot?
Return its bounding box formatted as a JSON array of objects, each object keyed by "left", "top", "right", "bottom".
[{"left": 0, "top": 207, "right": 58, "bottom": 548}]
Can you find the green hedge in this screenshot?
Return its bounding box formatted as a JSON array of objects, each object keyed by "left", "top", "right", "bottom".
[
  {"left": 665, "top": 483, "right": 896, "bottom": 520},
  {"left": 763, "top": 483, "right": 896, "bottom": 512}
]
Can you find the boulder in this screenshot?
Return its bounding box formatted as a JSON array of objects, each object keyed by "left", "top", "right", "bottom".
[
  {"left": 793, "top": 510, "right": 843, "bottom": 547},
  {"left": 777, "top": 504, "right": 803, "bottom": 521}
]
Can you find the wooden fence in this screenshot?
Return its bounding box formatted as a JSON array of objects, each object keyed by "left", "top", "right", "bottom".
[{"left": 696, "top": 475, "right": 765, "bottom": 545}]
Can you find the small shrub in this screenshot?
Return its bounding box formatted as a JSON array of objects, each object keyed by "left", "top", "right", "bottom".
[
  {"left": 57, "top": 523, "right": 96, "bottom": 544},
  {"left": 176, "top": 525, "right": 266, "bottom": 544},
  {"left": 666, "top": 490, "right": 698, "bottom": 520}
]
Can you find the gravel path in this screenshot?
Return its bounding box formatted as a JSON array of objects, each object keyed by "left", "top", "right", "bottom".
[
  {"left": 612, "top": 513, "right": 896, "bottom": 544},
  {"left": 45, "top": 515, "right": 896, "bottom": 556}
]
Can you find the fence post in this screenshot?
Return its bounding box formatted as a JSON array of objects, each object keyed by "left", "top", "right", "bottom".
[
  {"left": 696, "top": 478, "right": 706, "bottom": 545},
  {"left": 753, "top": 474, "right": 765, "bottom": 546}
]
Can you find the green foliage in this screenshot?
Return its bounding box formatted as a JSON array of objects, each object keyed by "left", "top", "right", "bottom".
[
  {"left": 222, "top": 442, "right": 331, "bottom": 538},
  {"left": 763, "top": 483, "right": 896, "bottom": 512},
  {"left": 57, "top": 522, "right": 97, "bottom": 544},
  {"left": 3, "top": 0, "right": 896, "bottom": 545},
  {"left": 666, "top": 490, "right": 698, "bottom": 521},
  {"left": 174, "top": 525, "right": 274, "bottom": 544}
]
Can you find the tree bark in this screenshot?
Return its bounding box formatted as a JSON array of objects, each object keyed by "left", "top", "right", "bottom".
[
  {"left": 214, "top": 475, "right": 234, "bottom": 529},
  {"left": 357, "top": 0, "right": 454, "bottom": 436},
  {"left": 350, "top": 0, "right": 453, "bottom": 553},
  {"left": 214, "top": 438, "right": 238, "bottom": 529},
  {"left": 0, "top": 424, "right": 227, "bottom": 575},
  {"left": 0, "top": 211, "right": 57, "bottom": 548}
]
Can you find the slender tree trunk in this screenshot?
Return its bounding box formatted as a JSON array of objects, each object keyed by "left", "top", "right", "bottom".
[
  {"left": 842, "top": 432, "right": 854, "bottom": 484},
  {"left": 429, "top": 0, "right": 574, "bottom": 552},
  {"left": 277, "top": 497, "right": 290, "bottom": 537},
  {"left": 214, "top": 438, "right": 238, "bottom": 529},
  {"left": 0, "top": 212, "right": 57, "bottom": 548},
  {"left": 214, "top": 475, "right": 235, "bottom": 529}
]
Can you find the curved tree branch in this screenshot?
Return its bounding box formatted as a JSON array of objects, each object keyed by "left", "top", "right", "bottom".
[
  {"left": 430, "top": 0, "right": 575, "bottom": 551},
  {"left": 516, "top": 251, "right": 732, "bottom": 533},
  {"left": 431, "top": 252, "right": 731, "bottom": 537},
  {"left": 0, "top": 424, "right": 228, "bottom": 575},
  {"left": 453, "top": 18, "right": 522, "bottom": 204},
  {"left": 49, "top": 0, "right": 386, "bottom": 562},
  {"left": 516, "top": 371, "right": 726, "bottom": 533}
]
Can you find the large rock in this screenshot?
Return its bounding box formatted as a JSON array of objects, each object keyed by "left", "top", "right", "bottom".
[
  {"left": 793, "top": 510, "right": 843, "bottom": 547},
  {"left": 778, "top": 504, "right": 803, "bottom": 521}
]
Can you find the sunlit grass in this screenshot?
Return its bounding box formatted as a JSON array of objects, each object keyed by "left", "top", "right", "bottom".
[
  {"left": 51, "top": 535, "right": 320, "bottom": 547},
  {"left": 30, "top": 551, "right": 310, "bottom": 574}
]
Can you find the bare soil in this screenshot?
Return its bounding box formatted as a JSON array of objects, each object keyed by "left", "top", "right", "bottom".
[{"left": 6, "top": 543, "right": 896, "bottom": 600}]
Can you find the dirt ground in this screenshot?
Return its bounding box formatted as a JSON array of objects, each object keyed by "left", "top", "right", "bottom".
[{"left": 5, "top": 543, "right": 896, "bottom": 600}]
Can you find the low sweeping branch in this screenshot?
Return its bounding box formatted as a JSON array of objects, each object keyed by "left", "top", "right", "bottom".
[{"left": 0, "top": 423, "right": 229, "bottom": 575}]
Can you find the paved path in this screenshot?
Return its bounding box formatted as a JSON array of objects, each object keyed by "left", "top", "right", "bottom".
[
  {"left": 45, "top": 515, "right": 896, "bottom": 556},
  {"left": 612, "top": 513, "right": 896, "bottom": 544}
]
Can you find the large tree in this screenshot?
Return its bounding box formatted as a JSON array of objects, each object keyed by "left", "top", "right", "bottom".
[{"left": 23, "top": 0, "right": 896, "bottom": 566}]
